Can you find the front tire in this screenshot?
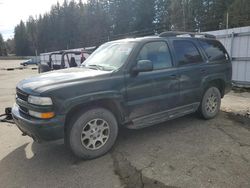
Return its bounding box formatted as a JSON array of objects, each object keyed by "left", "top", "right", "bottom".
[
  {"left": 66, "top": 108, "right": 118, "bottom": 159},
  {"left": 200, "top": 87, "right": 221, "bottom": 119}
]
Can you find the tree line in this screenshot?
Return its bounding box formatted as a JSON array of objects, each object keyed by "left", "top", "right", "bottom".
[
  {"left": 1, "top": 0, "right": 250, "bottom": 56},
  {"left": 0, "top": 34, "right": 15, "bottom": 56}
]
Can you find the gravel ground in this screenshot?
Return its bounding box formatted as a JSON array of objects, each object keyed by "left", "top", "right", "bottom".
[
  {"left": 0, "top": 60, "right": 249, "bottom": 188},
  {"left": 0, "top": 60, "right": 25, "bottom": 69}
]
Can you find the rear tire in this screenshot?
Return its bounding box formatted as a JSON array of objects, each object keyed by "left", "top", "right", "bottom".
[
  {"left": 66, "top": 108, "right": 118, "bottom": 159},
  {"left": 199, "top": 87, "right": 221, "bottom": 119}
]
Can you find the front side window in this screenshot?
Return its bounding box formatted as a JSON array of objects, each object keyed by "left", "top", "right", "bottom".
[
  {"left": 137, "top": 41, "right": 172, "bottom": 70},
  {"left": 199, "top": 39, "right": 229, "bottom": 61},
  {"left": 83, "top": 42, "right": 135, "bottom": 71},
  {"left": 173, "top": 40, "right": 203, "bottom": 65}
]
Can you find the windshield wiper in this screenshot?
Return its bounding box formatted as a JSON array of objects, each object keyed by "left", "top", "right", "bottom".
[
  {"left": 86, "top": 64, "right": 114, "bottom": 71},
  {"left": 86, "top": 64, "right": 104, "bottom": 70}
]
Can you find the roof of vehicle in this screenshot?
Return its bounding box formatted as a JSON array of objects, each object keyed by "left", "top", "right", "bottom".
[
  {"left": 109, "top": 31, "right": 216, "bottom": 43},
  {"left": 62, "top": 50, "right": 91, "bottom": 55}
]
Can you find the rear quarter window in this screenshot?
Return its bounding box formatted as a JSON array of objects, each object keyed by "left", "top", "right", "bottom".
[
  {"left": 173, "top": 40, "right": 203, "bottom": 66},
  {"left": 199, "top": 39, "right": 229, "bottom": 62}
]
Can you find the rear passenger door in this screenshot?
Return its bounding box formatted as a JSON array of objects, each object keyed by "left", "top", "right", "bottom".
[{"left": 170, "top": 39, "right": 205, "bottom": 107}]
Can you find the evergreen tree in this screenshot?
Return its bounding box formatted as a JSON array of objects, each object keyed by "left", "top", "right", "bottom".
[
  {"left": 201, "top": 0, "right": 228, "bottom": 31},
  {"left": 108, "top": 0, "right": 136, "bottom": 35},
  {"left": 26, "top": 16, "right": 38, "bottom": 55},
  {"left": 228, "top": 0, "right": 250, "bottom": 28},
  {"left": 133, "top": 0, "right": 156, "bottom": 32},
  {"left": 169, "top": 0, "right": 185, "bottom": 31},
  {"left": 0, "top": 33, "right": 7, "bottom": 56},
  {"left": 14, "top": 21, "right": 30, "bottom": 56},
  {"left": 5, "top": 38, "right": 15, "bottom": 54},
  {"left": 12, "top": 0, "right": 248, "bottom": 55},
  {"left": 155, "top": 0, "right": 171, "bottom": 32}
]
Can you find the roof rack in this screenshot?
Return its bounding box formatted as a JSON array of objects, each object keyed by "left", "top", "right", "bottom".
[{"left": 159, "top": 31, "right": 216, "bottom": 39}]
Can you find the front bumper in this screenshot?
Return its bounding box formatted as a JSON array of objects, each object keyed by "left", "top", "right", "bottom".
[{"left": 12, "top": 103, "right": 65, "bottom": 142}]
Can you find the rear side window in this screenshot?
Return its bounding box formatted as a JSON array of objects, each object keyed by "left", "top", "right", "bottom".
[
  {"left": 199, "top": 39, "right": 229, "bottom": 61},
  {"left": 137, "top": 41, "right": 172, "bottom": 70},
  {"left": 173, "top": 40, "right": 203, "bottom": 66}
]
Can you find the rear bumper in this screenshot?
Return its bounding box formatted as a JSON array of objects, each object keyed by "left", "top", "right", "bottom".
[{"left": 12, "top": 103, "right": 65, "bottom": 142}]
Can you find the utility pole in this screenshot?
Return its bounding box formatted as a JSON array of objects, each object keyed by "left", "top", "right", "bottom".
[
  {"left": 226, "top": 12, "right": 229, "bottom": 29},
  {"left": 182, "top": 0, "right": 186, "bottom": 31}
]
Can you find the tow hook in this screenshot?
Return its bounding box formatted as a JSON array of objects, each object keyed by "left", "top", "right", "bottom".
[{"left": 0, "top": 107, "right": 15, "bottom": 124}]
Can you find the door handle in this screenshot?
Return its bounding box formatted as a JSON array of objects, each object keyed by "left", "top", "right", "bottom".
[
  {"left": 170, "top": 74, "right": 177, "bottom": 79},
  {"left": 200, "top": 69, "right": 206, "bottom": 74}
]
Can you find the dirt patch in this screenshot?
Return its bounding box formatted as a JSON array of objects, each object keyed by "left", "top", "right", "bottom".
[
  {"left": 226, "top": 112, "right": 250, "bottom": 131},
  {"left": 232, "top": 86, "right": 250, "bottom": 93},
  {"left": 111, "top": 151, "right": 178, "bottom": 188}
]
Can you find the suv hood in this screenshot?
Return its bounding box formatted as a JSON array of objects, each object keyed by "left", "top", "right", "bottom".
[{"left": 17, "top": 67, "right": 111, "bottom": 93}]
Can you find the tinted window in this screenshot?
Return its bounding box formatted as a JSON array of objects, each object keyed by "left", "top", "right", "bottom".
[
  {"left": 199, "top": 39, "right": 228, "bottom": 61},
  {"left": 173, "top": 40, "right": 203, "bottom": 65},
  {"left": 137, "top": 41, "right": 172, "bottom": 70}
]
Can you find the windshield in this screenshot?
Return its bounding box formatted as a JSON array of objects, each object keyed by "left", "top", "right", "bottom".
[{"left": 82, "top": 42, "right": 135, "bottom": 71}]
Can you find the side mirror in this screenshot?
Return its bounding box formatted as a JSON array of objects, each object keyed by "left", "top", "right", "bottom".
[{"left": 133, "top": 60, "right": 153, "bottom": 73}]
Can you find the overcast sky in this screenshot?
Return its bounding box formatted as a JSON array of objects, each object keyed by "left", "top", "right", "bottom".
[{"left": 0, "top": 0, "right": 65, "bottom": 40}]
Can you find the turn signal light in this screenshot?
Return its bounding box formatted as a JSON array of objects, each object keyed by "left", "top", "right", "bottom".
[
  {"left": 29, "top": 110, "right": 55, "bottom": 119},
  {"left": 41, "top": 112, "right": 55, "bottom": 119}
]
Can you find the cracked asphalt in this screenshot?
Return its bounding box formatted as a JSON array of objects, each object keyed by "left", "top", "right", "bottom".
[{"left": 0, "top": 60, "right": 250, "bottom": 188}]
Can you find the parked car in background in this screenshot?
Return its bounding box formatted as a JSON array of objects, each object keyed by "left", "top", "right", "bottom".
[
  {"left": 12, "top": 32, "right": 232, "bottom": 159},
  {"left": 20, "top": 59, "right": 39, "bottom": 66}
]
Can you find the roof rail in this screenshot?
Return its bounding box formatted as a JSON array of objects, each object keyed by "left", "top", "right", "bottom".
[{"left": 159, "top": 31, "right": 216, "bottom": 39}]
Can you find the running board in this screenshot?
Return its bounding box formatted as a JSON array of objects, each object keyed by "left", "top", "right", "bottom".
[{"left": 127, "top": 103, "right": 199, "bottom": 129}]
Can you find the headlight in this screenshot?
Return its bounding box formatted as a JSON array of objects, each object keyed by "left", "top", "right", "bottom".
[{"left": 28, "top": 96, "right": 53, "bottom": 105}]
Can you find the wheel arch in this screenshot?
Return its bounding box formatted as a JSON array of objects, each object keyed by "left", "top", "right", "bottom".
[
  {"left": 64, "top": 98, "right": 125, "bottom": 132},
  {"left": 202, "top": 78, "right": 226, "bottom": 98}
]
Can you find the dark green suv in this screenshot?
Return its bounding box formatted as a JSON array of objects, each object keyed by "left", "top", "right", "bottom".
[{"left": 12, "top": 32, "right": 232, "bottom": 159}]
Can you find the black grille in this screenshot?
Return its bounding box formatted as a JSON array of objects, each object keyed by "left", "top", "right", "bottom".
[
  {"left": 16, "top": 88, "right": 29, "bottom": 115},
  {"left": 16, "top": 88, "right": 28, "bottom": 101},
  {"left": 19, "top": 106, "right": 29, "bottom": 115}
]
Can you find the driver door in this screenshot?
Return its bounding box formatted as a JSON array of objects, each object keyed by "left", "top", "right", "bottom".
[{"left": 125, "top": 41, "right": 179, "bottom": 120}]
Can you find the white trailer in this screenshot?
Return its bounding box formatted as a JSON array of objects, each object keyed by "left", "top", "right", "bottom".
[{"left": 206, "top": 26, "right": 250, "bottom": 87}]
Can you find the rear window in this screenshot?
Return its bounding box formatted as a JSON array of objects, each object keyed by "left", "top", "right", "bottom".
[
  {"left": 199, "top": 39, "right": 229, "bottom": 61},
  {"left": 173, "top": 40, "right": 203, "bottom": 65}
]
